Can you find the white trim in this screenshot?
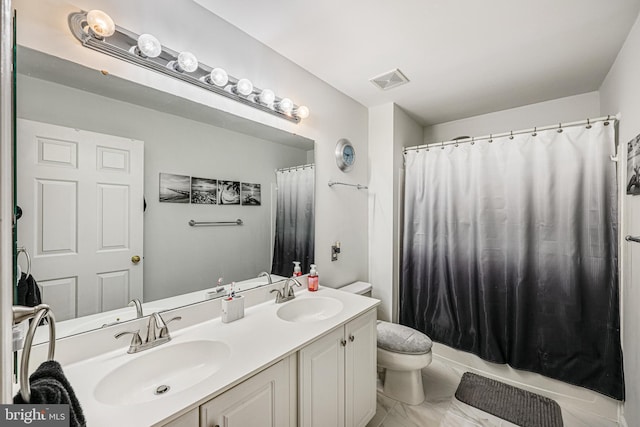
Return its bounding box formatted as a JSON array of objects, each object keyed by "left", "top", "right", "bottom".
[
  {"left": 0, "top": 0, "right": 14, "bottom": 404},
  {"left": 620, "top": 412, "right": 628, "bottom": 427}
]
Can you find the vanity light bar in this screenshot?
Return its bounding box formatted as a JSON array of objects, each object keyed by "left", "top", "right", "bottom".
[{"left": 68, "top": 11, "right": 309, "bottom": 123}]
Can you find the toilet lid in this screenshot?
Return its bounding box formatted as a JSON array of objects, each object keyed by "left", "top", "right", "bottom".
[{"left": 376, "top": 321, "right": 433, "bottom": 355}]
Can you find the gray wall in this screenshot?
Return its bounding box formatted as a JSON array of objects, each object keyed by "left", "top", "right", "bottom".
[
  {"left": 15, "top": 0, "right": 370, "bottom": 290},
  {"left": 17, "top": 75, "right": 309, "bottom": 301},
  {"left": 423, "top": 91, "right": 601, "bottom": 143},
  {"left": 600, "top": 11, "right": 640, "bottom": 426}
]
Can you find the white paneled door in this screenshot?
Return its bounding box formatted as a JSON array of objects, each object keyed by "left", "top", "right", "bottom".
[{"left": 17, "top": 119, "right": 144, "bottom": 320}]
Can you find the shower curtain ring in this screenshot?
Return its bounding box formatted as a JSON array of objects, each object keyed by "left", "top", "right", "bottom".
[
  {"left": 532, "top": 127, "right": 537, "bottom": 137},
  {"left": 509, "top": 131, "right": 514, "bottom": 140},
  {"left": 470, "top": 137, "right": 475, "bottom": 145},
  {"left": 605, "top": 115, "right": 610, "bottom": 126},
  {"left": 441, "top": 141, "right": 445, "bottom": 150},
  {"left": 488, "top": 134, "right": 493, "bottom": 143},
  {"left": 586, "top": 118, "right": 592, "bottom": 129},
  {"left": 557, "top": 123, "right": 563, "bottom": 133}
]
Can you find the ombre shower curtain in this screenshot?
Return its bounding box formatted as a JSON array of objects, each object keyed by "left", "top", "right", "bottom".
[
  {"left": 272, "top": 166, "right": 315, "bottom": 277},
  {"left": 400, "top": 122, "right": 624, "bottom": 399}
]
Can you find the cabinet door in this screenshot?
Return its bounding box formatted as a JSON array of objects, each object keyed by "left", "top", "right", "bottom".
[
  {"left": 200, "top": 358, "right": 291, "bottom": 427},
  {"left": 345, "top": 310, "right": 377, "bottom": 427},
  {"left": 162, "top": 408, "right": 198, "bottom": 427},
  {"left": 298, "top": 327, "right": 346, "bottom": 427}
]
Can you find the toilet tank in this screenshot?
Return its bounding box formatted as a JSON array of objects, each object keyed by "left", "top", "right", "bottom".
[{"left": 339, "top": 281, "right": 372, "bottom": 297}]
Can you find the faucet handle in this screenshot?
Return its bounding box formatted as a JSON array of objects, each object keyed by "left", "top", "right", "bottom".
[
  {"left": 286, "top": 277, "right": 303, "bottom": 297},
  {"left": 159, "top": 316, "right": 181, "bottom": 339},
  {"left": 115, "top": 330, "right": 143, "bottom": 353},
  {"left": 164, "top": 316, "right": 182, "bottom": 325},
  {"left": 270, "top": 288, "right": 285, "bottom": 303}
]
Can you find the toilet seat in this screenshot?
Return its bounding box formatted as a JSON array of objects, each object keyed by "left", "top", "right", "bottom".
[{"left": 376, "top": 321, "right": 432, "bottom": 355}]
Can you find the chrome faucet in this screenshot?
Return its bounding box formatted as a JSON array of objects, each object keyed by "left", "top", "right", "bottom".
[
  {"left": 128, "top": 298, "right": 143, "bottom": 318},
  {"left": 270, "top": 277, "right": 303, "bottom": 303},
  {"left": 258, "top": 271, "right": 273, "bottom": 284},
  {"left": 115, "top": 312, "right": 182, "bottom": 354}
]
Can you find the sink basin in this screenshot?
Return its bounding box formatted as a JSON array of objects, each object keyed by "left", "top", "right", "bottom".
[
  {"left": 277, "top": 297, "right": 343, "bottom": 322},
  {"left": 94, "top": 340, "right": 230, "bottom": 406}
]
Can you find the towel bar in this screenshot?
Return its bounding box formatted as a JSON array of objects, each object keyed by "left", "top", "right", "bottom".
[
  {"left": 16, "top": 247, "right": 31, "bottom": 278},
  {"left": 327, "top": 180, "right": 368, "bottom": 190},
  {"left": 13, "top": 304, "right": 56, "bottom": 402},
  {"left": 189, "top": 219, "right": 243, "bottom": 226}
]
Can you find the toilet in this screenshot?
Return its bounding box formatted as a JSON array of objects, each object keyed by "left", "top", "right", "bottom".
[{"left": 339, "top": 282, "right": 433, "bottom": 405}]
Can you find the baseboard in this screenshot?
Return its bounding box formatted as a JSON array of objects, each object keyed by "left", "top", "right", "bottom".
[{"left": 619, "top": 415, "right": 627, "bottom": 427}]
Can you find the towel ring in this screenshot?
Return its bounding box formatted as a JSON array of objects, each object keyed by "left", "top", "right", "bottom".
[
  {"left": 15, "top": 304, "right": 56, "bottom": 403},
  {"left": 17, "top": 247, "right": 31, "bottom": 278}
]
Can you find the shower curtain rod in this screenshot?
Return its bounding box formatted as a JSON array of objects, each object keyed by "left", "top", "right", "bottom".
[
  {"left": 275, "top": 163, "right": 315, "bottom": 173},
  {"left": 403, "top": 114, "right": 621, "bottom": 153}
]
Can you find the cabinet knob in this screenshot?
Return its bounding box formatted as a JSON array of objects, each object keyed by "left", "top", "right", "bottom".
[
  {"left": 341, "top": 339, "right": 347, "bottom": 346},
  {"left": 349, "top": 334, "right": 355, "bottom": 342}
]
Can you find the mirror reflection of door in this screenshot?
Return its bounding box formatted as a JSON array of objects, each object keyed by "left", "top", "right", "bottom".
[
  {"left": 15, "top": 48, "right": 315, "bottom": 337},
  {"left": 16, "top": 119, "right": 144, "bottom": 320}
]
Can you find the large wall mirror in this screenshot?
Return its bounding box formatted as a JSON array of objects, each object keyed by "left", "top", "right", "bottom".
[{"left": 14, "top": 46, "right": 315, "bottom": 340}]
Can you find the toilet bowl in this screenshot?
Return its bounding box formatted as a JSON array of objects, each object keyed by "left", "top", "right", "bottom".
[
  {"left": 376, "top": 321, "right": 432, "bottom": 405},
  {"left": 339, "top": 282, "right": 433, "bottom": 405}
]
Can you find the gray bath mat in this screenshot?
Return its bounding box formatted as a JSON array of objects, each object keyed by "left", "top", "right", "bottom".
[{"left": 454, "top": 372, "right": 563, "bottom": 427}]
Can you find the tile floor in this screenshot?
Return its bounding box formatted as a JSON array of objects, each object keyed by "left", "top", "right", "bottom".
[{"left": 366, "top": 358, "right": 620, "bottom": 427}]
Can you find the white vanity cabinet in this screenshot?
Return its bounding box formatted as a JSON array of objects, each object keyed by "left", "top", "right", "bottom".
[
  {"left": 161, "top": 408, "right": 199, "bottom": 427},
  {"left": 199, "top": 356, "right": 295, "bottom": 427},
  {"left": 298, "top": 309, "right": 377, "bottom": 427}
]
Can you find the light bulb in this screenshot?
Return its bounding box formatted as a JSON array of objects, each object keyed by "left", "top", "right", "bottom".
[
  {"left": 296, "top": 105, "right": 310, "bottom": 119},
  {"left": 176, "top": 51, "right": 198, "bottom": 73},
  {"left": 209, "top": 68, "right": 228, "bottom": 86},
  {"left": 86, "top": 10, "right": 115, "bottom": 38},
  {"left": 235, "top": 78, "right": 254, "bottom": 96},
  {"left": 136, "top": 34, "right": 161, "bottom": 58},
  {"left": 277, "top": 98, "right": 294, "bottom": 114},
  {"left": 257, "top": 89, "right": 275, "bottom": 105}
]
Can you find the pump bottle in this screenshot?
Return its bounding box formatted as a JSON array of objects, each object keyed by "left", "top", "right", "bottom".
[
  {"left": 293, "top": 261, "right": 302, "bottom": 277},
  {"left": 308, "top": 264, "right": 318, "bottom": 292}
]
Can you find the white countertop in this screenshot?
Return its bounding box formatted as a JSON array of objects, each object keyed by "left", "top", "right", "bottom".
[{"left": 58, "top": 286, "right": 379, "bottom": 427}]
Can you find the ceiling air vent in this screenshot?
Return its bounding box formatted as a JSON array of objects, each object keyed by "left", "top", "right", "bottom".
[{"left": 369, "top": 68, "right": 409, "bottom": 91}]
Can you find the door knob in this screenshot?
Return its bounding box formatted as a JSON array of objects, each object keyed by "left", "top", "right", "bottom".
[{"left": 131, "top": 255, "right": 141, "bottom": 264}]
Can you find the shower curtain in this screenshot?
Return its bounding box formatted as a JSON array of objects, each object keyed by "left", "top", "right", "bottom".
[
  {"left": 400, "top": 122, "right": 624, "bottom": 400},
  {"left": 272, "top": 166, "right": 315, "bottom": 277}
]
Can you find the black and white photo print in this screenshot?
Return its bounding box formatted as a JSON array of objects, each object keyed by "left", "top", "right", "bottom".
[
  {"left": 241, "top": 183, "right": 261, "bottom": 206},
  {"left": 191, "top": 177, "right": 218, "bottom": 204},
  {"left": 627, "top": 134, "right": 640, "bottom": 195},
  {"left": 219, "top": 180, "right": 241, "bottom": 205},
  {"left": 159, "top": 173, "right": 190, "bottom": 203}
]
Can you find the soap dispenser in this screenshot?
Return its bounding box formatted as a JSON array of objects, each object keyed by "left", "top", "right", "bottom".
[
  {"left": 293, "top": 261, "right": 302, "bottom": 277},
  {"left": 308, "top": 264, "right": 318, "bottom": 292}
]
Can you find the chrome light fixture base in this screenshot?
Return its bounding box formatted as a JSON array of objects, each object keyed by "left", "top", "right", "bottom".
[{"left": 68, "top": 11, "right": 304, "bottom": 124}]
